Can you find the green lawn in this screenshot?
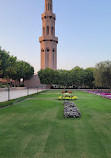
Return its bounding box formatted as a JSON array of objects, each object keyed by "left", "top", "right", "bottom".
[{"left": 0, "top": 90, "right": 111, "bottom": 158}]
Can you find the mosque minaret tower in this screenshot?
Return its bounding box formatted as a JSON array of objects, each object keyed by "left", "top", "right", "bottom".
[{"left": 39, "top": 0, "right": 58, "bottom": 70}]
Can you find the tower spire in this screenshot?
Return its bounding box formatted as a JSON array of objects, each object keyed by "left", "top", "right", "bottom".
[{"left": 45, "top": 0, "right": 53, "bottom": 12}]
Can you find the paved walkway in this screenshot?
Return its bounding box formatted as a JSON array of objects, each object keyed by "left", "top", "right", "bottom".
[{"left": 0, "top": 89, "right": 44, "bottom": 102}]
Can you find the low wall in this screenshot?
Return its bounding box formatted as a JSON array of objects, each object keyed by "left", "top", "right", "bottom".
[{"left": 0, "top": 87, "right": 27, "bottom": 92}]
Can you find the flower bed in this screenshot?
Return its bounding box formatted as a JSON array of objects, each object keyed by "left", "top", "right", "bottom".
[
  {"left": 58, "top": 91, "right": 78, "bottom": 100},
  {"left": 63, "top": 101, "right": 81, "bottom": 118},
  {"left": 62, "top": 91, "right": 72, "bottom": 93},
  {"left": 84, "top": 90, "right": 111, "bottom": 100},
  {"left": 58, "top": 96, "right": 78, "bottom": 100}
]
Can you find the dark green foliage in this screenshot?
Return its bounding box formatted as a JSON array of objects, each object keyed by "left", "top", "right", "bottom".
[
  {"left": 0, "top": 47, "right": 34, "bottom": 81},
  {"left": 13, "top": 61, "right": 34, "bottom": 82},
  {"left": 38, "top": 67, "right": 94, "bottom": 88},
  {"left": 38, "top": 68, "right": 72, "bottom": 87},
  {"left": 38, "top": 68, "right": 55, "bottom": 85},
  {"left": 0, "top": 83, "right": 10, "bottom": 88},
  {"left": 84, "top": 68, "right": 94, "bottom": 88},
  {"left": 0, "top": 47, "right": 11, "bottom": 78},
  {"left": 94, "top": 60, "right": 111, "bottom": 88},
  {"left": 5, "top": 55, "right": 17, "bottom": 79},
  {"left": 71, "top": 66, "right": 85, "bottom": 87},
  {"left": 0, "top": 47, "right": 3, "bottom": 76},
  {"left": 57, "top": 70, "right": 72, "bottom": 87},
  {"left": 0, "top": 47, "right": 17, "bottom": 79}
]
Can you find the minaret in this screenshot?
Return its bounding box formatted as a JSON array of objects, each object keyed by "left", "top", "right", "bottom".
[{"left": 39, "top": 0, "right": 58, "bottom": 70}]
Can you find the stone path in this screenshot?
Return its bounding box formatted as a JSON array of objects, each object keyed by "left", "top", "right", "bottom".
[{"left": 0, "top": 89, "right": 44, "bottom": 102}]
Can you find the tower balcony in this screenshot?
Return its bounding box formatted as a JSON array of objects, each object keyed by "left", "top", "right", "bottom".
[
  {"left": 39, "top": 36, "right": 58, "bottom": 43},
  {"left": 41, "top": 12, "right": 56, "bottom": 20}
]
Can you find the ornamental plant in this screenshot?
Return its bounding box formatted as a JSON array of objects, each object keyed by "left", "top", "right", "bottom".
[
  {"left": 58, "top": 91, "right": 78, "bottom": 100},
  {"left": 68, "top": 91, "right": 72, "bottom": 93}
]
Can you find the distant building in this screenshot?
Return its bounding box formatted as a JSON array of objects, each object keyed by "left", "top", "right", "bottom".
[{"left": 39, "top": 0, "right": 58, "bottom": 70}]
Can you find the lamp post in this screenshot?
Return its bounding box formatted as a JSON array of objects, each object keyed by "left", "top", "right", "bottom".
[
  {"left": 27, "top": 87, "right": 29, "bottom": 96},
  {"left": 37, "top": 86, "right": 38, "bottom": 93}
]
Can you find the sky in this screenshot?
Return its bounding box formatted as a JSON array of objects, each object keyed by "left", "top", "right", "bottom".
[{"left": 0, "top": 0, "right": 111, "bottom": 72}]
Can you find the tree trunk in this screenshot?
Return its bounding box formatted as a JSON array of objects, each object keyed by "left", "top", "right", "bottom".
[{"left": 19, "top": 79, "right": 20, "bottom": 86}]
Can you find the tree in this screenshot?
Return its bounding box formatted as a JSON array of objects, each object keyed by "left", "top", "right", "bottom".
[
  {"left": 5, "top": 55, "right": 17, "bottom": 79},
  {"left": 0, "top": 48, "right": 3, "bottom": 77},
  {"left": 94, "top": 61, "right": 111, "bottom": 89},
  {"left": 57, "top": 70, "right": 72, "bottom": 88},
  {"left": 38, "top": 68, "right": 55, "bottom": 85},
  {"left": 0, "top": 48, "right": 10, "bottom": 78},
  {"left": 38, "top": 67, "right": 95, "bottom": 89},
  {"left": 71, "top": 66, "right": 85, "bottom": 88},
  {"left": 52, "top": 70, "right": 60, "bottom": 85},
  {"left": 22, "top": 61, "right": 34, "bottom": 82},
  {"left": 38, "top": 68, "right": 73, "bottom": 88},
  {"left": 13, "top": 61, "right": 34, "bottom": 83},
  {"left": 84, "top": 68, "right": 94, "bottom": 88}
]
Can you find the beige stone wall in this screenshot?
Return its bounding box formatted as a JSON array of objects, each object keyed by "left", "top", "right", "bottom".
[{"left": 24, "top": 74, "right": 45, "bottom": 88}]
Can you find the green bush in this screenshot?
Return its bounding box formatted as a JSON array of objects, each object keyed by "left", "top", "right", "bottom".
[{"left": 0, "top": 83, "right": 10, "bottom": 88}]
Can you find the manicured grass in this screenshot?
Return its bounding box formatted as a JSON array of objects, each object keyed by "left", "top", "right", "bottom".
[{"left": 0, "top": 90, "right": 111, "bottom": 158}]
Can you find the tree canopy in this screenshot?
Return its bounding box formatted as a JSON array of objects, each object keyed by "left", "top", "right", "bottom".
[
  {"left": 38, "top": 67, "right": 94, "bottom": 88},
  {"left": 0, "top": 47, "right": 34, "bottom": 82},
  {"left": 94, "top": 61, "right": 111, "bottom": 88},
  {"left": 38, "top": 61, "right": 111, "bottom": 89}
]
